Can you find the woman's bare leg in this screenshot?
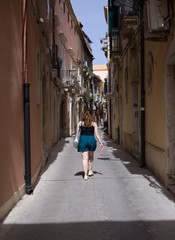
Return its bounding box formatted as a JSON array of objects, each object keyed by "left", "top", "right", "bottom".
[
  {"left": 88, "top": 151, "right": 94, "bottom": 172},
  {"left": 81, "top": 151, "right": 88, "bottom": 176}
]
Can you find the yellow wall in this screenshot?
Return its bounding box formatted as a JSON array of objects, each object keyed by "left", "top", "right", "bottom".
[
  {"left": 145, "top": 42, "right": 166, "bottom": 151},
  {"left": 122, "top": 57, "right": 133, "bottom": 135}
]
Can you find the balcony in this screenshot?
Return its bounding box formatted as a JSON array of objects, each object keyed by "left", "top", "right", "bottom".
[
  {"left": 101, "top": 36, "right": 108, "bottom": 58},
  {"left": 110, "top": 33, "right": 122, "bottom": 60},
  {"left": 61, "top": 73, "right": 81, "bottom": 94},
  {"left": 118, "top": 0, "right": 138, "bottom": 39},
  {"left": 119, "top": 16, "right": 138, "bottom": 39},
  {"left": 118, "top": 0, "right": 137, "bottom": 19},
  {"left": 102, "top": 45, "right": 108, "bottom": 58},
  {"left": 119, "top": 15, "right": 138, "bottom": 39},
  {"left": 62, "top": 79, "right": 80, "bottom": 93}
]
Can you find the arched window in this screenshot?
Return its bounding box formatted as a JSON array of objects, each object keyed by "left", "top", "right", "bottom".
[
  {"left": 146, "top": 52, "right": 154, "bottom": 93},
  {"left": 125, "top": 67, "right": 128, "bottom": 103}
]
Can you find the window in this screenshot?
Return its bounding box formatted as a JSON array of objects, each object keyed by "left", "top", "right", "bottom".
[
  {"left": 68, "top": 12, "right": 70, "bottom": 22},
  {"left": 60, "top": 3, "right": 63, "bottom": 22},
  {"left": 146, "top": 0, "right": 170, "bottom": 31},
  {"left": 59, "top": 0, "right": 61, "bottom": 3},
  {"left": 146, "top": 52, "right": 154, "bottom": 93},
  {"left": 61, "top": 43, "right": 66, "bottom": 83},
  {"left": 144, "top": 0, "right": 172, "bottom": 40},
  {"left": 125, "top": 67, "right": 128, "bottom": 103}
]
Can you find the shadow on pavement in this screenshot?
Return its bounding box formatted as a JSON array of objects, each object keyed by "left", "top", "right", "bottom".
[
  {"left": 0, "top": 220, "right": 175, "bottom": 240},
  {"left": 102, "top": 132, "right": 175, "bottom": 203},
  {"left": 32, "top": 138, "right": 70, "bottom": 191},
  {"left": 74, "top": 171, "right": 103, "bottom": 178},
  {"left": 74, "top": 171, "right": 84, "bottom": 177}
]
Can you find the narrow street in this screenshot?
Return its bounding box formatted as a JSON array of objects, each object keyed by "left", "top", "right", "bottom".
[{"left": 1, "top": 130, "right": 175, "bottom": 240}]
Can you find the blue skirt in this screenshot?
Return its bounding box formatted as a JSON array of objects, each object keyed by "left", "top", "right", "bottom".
[{"left": 78, "top": 135, "right": 97, "bottom": 152}]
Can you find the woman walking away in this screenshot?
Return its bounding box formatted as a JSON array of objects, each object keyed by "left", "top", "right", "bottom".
[{"left": 77, "top": 110, "right": 104, "bottom": 180}]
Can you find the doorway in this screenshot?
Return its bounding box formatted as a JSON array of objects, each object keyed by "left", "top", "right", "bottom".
[
  {"left": 131, "top": 55, "right": 139, "bottom": 159},
  {"left": 60, "top": 98, "right": 66, "bottom": 137},
  {"left": 41, "top": 65, "right": 49, "bottom": 166},
  {"left": 166, "top": 53, "right": 175, "bottom": 183}
]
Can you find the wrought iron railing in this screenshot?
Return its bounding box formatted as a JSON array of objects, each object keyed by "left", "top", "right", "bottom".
[
  {"left": 110, "top": 29, "right": 122, "bottom": 53},
  {"left": 118, "top": 0, "right": 138, "bottom": 24}
]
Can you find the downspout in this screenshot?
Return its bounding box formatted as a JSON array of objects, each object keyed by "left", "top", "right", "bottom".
[
  {"left": 140, "top": 1, "right": 145, "bottom": 167},
  {"left": 23, "top": 0, "right": 33, "bottom": 194}
]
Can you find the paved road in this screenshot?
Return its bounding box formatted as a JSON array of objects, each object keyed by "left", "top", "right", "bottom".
[{"left": 1, "top": 130, "right": 175, "bottom": 240}]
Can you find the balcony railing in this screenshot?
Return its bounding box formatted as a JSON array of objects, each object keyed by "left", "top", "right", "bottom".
[
  {"left": 62, "top": 76, "right": 81, "bottom": 93},
  {"left": 119, "top": 0, "right": 138, "bottom": 23},
  {"left": 111, "top": 34, "right": 122, "bottom": 52},
  {"left": 110, "top": 30, "right": 122, "bottom": 58},
  {"left": 118, "top": 0, "right": 138, "bottom": 38}
]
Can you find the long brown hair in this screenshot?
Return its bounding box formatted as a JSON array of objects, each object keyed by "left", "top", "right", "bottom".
[{"left": 83, "top": 110, "right": 92, "bottom": 127}]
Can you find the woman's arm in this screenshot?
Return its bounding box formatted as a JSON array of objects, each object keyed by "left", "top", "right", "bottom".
[
  {"left": 93, "top": 122, "right": 104, "bottom": 151},
  {"left": 76, "top": 121, "right": 82, "bottom": 131}
]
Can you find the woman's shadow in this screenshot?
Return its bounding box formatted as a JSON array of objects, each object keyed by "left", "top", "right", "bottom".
[{"left": 74, "top": 171, "right": 103, "bottom": 178}]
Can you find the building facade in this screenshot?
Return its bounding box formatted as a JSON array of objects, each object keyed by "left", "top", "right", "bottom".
[
  {"left": 93, "top": 65, "right": 108, "bottom": 125},
  {"left": 103, "top": 0, "right": 175, "bottom": 188},
  {"left": 0, "top": 0, "right": 93, "bottom": 220}
]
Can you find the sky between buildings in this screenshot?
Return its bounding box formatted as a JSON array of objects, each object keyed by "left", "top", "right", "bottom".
[{"left": 70, "top": 0, "right": 108, "bottom": 66}]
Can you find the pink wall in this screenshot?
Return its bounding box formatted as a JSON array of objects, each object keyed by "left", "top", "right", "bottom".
[
  {"left": 27, "top": 2, "right": 43, "bottom": 175},
  {"left": 55, "top": 0, "right": 78, "bottom": 68},
  {"left": 0, "top": 0, "right": 93, "bottom": 218},
  {"left": 0, "top": 0, "right": 53, "bottom": 209},
  {"left": 0, "top": 1, "right": 25, "bottom": 205},
  {"left": 27, "top": 1, "right": 56, "bottom": 174}
]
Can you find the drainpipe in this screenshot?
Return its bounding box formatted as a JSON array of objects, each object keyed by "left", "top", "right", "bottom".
[
  {"left": 23, "top": 0, "right": 33, "bottom": 194},
  {"left": 140, "top": 1, "right": 145, "bottom": 167}
]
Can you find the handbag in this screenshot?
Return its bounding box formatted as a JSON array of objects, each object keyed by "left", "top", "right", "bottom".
[{"left": 73, "top": 121, "right": 82, "bottom": 148}]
